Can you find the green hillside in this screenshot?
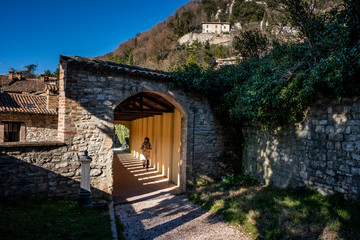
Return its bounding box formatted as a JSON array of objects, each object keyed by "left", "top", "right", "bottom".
[{"left": 99, "top": 0, "right": 341, "bottom": 70}]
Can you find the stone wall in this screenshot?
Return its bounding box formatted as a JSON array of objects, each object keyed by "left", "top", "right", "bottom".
[
  {"left": 0, "top": 113, "right": 57, "bottom": 142},
  {"left": 0, "top": 144, "right": 76, "bottom": 198},
  {"left": 242, "top": 97, "right": 360, "bottom": 200},
  {"left": 0, "top": 143, "right": 112, "bottom": 198}
]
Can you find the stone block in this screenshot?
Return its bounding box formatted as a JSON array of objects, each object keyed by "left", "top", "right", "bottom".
[
  {"left": 339, "top": 165, "right": 350, "bottom": 173},
  {"left": 326, "top": 176, "right": 336, "bottom": 185},
  {"left": 97, "top": 95, "right": 105, "bottom": 100},
  {"left": 354, "top": 141, "right": 360, "bottom": 151},
  {"left": 319, "top": 120, "right": 328, "bottom": 125},
  {"left": 352, "top": 167, "right": 360, "bottom": 175},
  {"left": 352, "top": 154, "right": 360, "bottom": 161},
  {"left": 342, "top": 142, "right": 354, "bottom": 152},
  {"left": 327, "top": 152, "right": 337, "bottom": 161},
  {"left": 326, "top": 126, "right": 334, "bottom": 134},
  {"left": 88, "top": 76, "right": 97, "bottom": 82},
  {"left": 350, "top": 126, "right": 360, "bottom": 134},
  {"left": 326, "top": 169, "right": 336, "bottom": 176},
  {"left": 328, "top": 133, "right": 343, "bottom": 142},
  {"left": 300, "top": 171, "right": 308, "bottom": 179},
  {"left": 315, "top": 126, "right": 325, "bottom": 133},
  {"left": 94, "top": 88, "right": 102, "bottom": 94},
  {"left": 345, "top": 134, "right": 360, "bottom": 142}
]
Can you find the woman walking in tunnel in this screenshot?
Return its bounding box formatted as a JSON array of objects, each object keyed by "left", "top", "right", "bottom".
[{"left": 141, "top": 137, "right": 152, "bottom": 170}]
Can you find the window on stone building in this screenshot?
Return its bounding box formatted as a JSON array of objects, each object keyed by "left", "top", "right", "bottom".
[{"left": 4, "top": 122, "right": 21, "bottom": 142}]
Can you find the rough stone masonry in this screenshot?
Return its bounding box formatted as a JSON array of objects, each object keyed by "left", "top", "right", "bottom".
[
  {"left": 0, "top": 56, "right": 227, "bottom": 198},
  {"left": 242, "top": 97, "right": 360, "bottom": 200},
  {"left": 55, "top": 56, "right": 226, "bottom": 196}
]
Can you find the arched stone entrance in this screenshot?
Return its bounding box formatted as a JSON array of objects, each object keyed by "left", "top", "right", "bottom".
[
  {"left": 114, "top": 91, "right": 186, "bottom": 187},
  {"left": 58, "top": 56, "right": 226, "bottom": 197}
]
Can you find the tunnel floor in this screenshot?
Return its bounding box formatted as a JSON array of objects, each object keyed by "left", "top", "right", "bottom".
[{"left": 113, "top": 150, "right": 181, "bottom": 204}]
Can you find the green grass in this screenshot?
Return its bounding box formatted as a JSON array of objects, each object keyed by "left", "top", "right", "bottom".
[
  {"left": 0, "top": 197, "right": 118, "bottom": 240},
  {"left": 189, "top": 177, "right": 360, "bottom": 240}
]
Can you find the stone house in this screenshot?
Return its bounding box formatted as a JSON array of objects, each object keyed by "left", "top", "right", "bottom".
[
  {"left": 202, "top": 22, "right": 231, "bottom": 34},
  {"left": 0, "top": 71, "right": 58, "bottom": 143}
]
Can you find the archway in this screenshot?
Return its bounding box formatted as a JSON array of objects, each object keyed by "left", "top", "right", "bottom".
[
  {"left": 59, "top": 55, "right": 226, "bottom": 199},
  {"left": 112, "top": 91, "right": 187, "bottom": 200}
]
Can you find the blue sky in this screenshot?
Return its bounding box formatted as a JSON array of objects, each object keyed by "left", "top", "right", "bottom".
[{"left": 0, "top": 0, "right": 189, "bottom": 73}]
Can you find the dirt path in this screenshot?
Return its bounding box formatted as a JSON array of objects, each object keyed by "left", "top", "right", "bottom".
[
  {"left": 114, "top": 193, "right": 251, "bottom": 240},
  {"left": 112, "top": 152, "right": 250, "bottom": 239}
]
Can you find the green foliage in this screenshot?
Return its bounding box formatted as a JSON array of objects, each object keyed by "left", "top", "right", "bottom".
[
  {"left": 214, "top": 45, "right": 225, "bottom": 58},
  {"left": 170, "top": 1, "right": 360, "bottom": 126},
  {"left": 189, "top": 184, "right": 360, "bottom": 239},
  {"left": 25, "top": 64, "right": 37, "bottom": 74},
  {"left": 107, "top": 50, "right": 134, "bottom": 65},
  {"left": 277, "top": 0, "right": 318, "bottom": 46},
  {"left": 44, "top": 68, "right": 60, "bottom": 79},
  {"left": 0, "top": 198, "right": 114, "bottom": 240},
  {"left": 23, "top": 64, "right": 37, "bottom": 78},
  {"left": 232, "top": 0, "right": 265, "bottom": 23},
  {"left": 217, "top": 174, "right": 257, "bottom": 190},
  {"left": 201, "top": 0, "right": 218, "bottom": 21},
  {"left": 218, "top": 0, "right": 231, "bottom": 22},
  {"left": 172, "top": 10, "right": 196, "bottom": 37},
  {"left": 115, "top": 124, "right": 129, "bottom": 144},
  {"left": 53, "top": 68, "right": 60, "bottom": 79},
  {"left": 233, "top": 29, "right": 269, "bottom": 59},
  {"left": 203, "top": 40, "right": 214, "bottom": 65},
  {"left": 44, "top": 70, "right": 52, "bottom": 77}
]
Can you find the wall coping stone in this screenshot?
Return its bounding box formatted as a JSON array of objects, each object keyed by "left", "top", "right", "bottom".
[{"left": 0, "top": 141, "right": 66, "bottom": 148}]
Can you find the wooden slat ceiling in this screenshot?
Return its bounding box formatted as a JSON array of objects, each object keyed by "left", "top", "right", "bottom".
[{"left": 114, "top": 92, "right": 175, "bottom": 121}]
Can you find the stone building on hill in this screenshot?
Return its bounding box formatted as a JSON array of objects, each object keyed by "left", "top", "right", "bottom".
[
  {"left": 0, "top": 70, "right": 58, "bottom": 143},
  {"left": 202, "top": 22, "right": 231, "bottom": 34}
]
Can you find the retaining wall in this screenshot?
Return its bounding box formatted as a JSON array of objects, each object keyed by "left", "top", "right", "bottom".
[{"left": 242, "top": 97, "right": 360, "bottom": 200}]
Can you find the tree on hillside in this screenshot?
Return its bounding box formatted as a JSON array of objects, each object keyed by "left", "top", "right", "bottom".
[
  {"left": 172, "top": 10, "right": 196, "bottom": 36},
  {"left": 148, "top": 28, "right": 178, "bottom": 64},
  {"left": 233, "top": 29, "right": 269, "bottom": 59},
  {"left": 275, "top": 0, "right": 318, "bottom": 47},
  {"left": 232, "top": 0, "right": 265, "bottom": 23},
  {"left": 203, "top": 40, "right": 214, "bottom": 66},
  {"left": 201, "top": 0, "right": 218, "bottom": 21}
]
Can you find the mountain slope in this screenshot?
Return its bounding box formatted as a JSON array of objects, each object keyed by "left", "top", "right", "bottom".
[{"left": 99, "top": 0, "right": 341, "bottom": 71}]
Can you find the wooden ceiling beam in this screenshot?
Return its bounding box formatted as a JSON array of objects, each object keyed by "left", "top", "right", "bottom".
[{"left": 139, "top": 93, "right": 174, "bottom": 111}]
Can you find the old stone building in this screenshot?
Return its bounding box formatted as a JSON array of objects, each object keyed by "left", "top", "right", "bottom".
[
  {"left": 0, "top": 71, "right": 58, "bottom": 143},
  {"left": 202, "top": 22, "right": 231, "bottom": 34},
  {"left": 0, "top": 56, "right": 227, "bottom": 198}
]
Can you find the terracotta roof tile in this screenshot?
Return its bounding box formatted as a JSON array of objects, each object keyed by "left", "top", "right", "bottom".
[
  {"left": 0, "top": 75, "right": 46, "bottom": 93},
  {"left": 0, "top": 92, "right": 57, "bottom": 115}
]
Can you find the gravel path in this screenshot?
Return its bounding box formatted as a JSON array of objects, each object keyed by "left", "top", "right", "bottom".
[{"left": 114, "top": 193, "right": 251, "bottom": 240}]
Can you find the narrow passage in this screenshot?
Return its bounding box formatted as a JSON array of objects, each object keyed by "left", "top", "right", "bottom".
[{"left": 113, "top": 151, "right": 180, "bottom": 203}]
